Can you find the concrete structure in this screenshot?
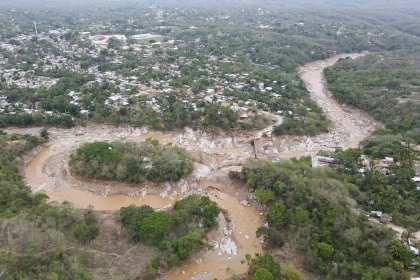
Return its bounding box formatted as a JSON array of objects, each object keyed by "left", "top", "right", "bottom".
[
  {"left": 311, "top": 155, "right": 340, "bottom": 168},
  {"left": 90, "top": 35, "right": 108, "bottom": 45},
  {"left": 131, "top": 34, "right": 160, "bottom": 40}
]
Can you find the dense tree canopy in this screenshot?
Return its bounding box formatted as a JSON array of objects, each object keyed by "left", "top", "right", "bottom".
[
  {"left": 70, "top": 139, "right": 194, "bottom": 183},
  {"left": 325, "top": 49, "right": 420, "bottom": 134},
  {"left": 118, "top": 195, "right": 220, "bottom": 267},
  {"left": 235, "top": 156, "right": 418, "bottom": 279}
]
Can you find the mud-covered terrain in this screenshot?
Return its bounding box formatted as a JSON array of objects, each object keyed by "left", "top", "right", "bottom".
[{"left": 7, "top": 54, "right": 384, "bottom": 279}]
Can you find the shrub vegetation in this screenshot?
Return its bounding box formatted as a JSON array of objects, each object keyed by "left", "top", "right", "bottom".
[
  {"left": 236, "top": 155, "right": 418, "bottom": 280},
  {"left": 0, "top": 131, "right": 100, "bottom": 279},
  {"left": 118, "top": 195, "right": 220, "bottom": 267},
  {"left": 70, "top": 139, "right": 194, "bottom": 183}
]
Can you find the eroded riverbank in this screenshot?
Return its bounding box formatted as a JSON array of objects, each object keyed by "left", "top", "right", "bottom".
[
  {"left": 18, "top": 126, "right": 264, "bottom": 279},
  {"left": 8, "top": 53, "right": 385, "bottom": 279}
]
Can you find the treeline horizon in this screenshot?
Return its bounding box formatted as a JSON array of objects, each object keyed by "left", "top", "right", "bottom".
[{"left": 0, "top": 0, "right": 419, "bottom": 12}]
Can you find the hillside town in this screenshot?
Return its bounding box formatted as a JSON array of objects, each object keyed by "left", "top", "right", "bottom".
[
  {"left": 0, "top": 5, "right": 387, "bottom": 131},
  {"left": 0, "top": 9, "right": 279, "bottom": 120}
]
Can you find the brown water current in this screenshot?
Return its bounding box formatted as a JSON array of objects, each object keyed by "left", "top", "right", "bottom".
[
  {"left": 167, "top": 180, "right": 263, "bottom": 280},
  {"left": 25, "top": 142, "right": 176, "bottom": 210}
]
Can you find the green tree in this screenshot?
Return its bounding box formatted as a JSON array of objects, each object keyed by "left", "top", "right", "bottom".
[
  {"left": 249, "top": 254, "right": 281, "bottom": 278},
  {"left": 255, "top": 188, "right": 275, "bottom": 203},
  {"left": 291, "top": 209, "right": 312, "bottom": 227},
  {"left": 196, "top": 196, "right": 220, "bottom": 228},
  {"left": 361, "top": 269, "right": 382, "bottom": 280},
  {"left": 40, "top": 128, "right": 49, "bottom": 139},
  {"left": 147, "top": 147, "right": 194, "bottom": 182},
  {"left": 139, "top": 212, "right": 174, "bottom": 244},
  {"left": 257, "top": 227, "right": 284, "bottom": 248},
  {"left": 171, "top": 228, "right": 204, "bottom": 260},
  {"left": 248, "top": 266, "right": 274, "bottom": 280},
  {"left": 266, "top": 203, "right": 287, "bottom": 229},
  {"left": 73, "top": 223, "right": 100, "bottom": 244},
  {"left": 83, "top": 206, "right": 98, "bottom": 225},
  {"left": 317, "top": 242, "right": 335, "bottom": 260},
  {"left": 387, "top": 240, "right": 414, "bottom": 266},
  {"left": 108, "top": 37, "right": 122, "bottom": 49},
  {"left": 283, "top": 262, "right": 304, "bottom": 280},
  {"left": 80, "top": 60, "right": 90, "bottom": 70},
  {"left": 46, "top": 273, "right": 60, "bottom": 280},
  {"left": 389, "top": 260, "right": 404, "bottom": 272},
  {"left": 119, "top": 205, "right": 154, "bottom": 240}
]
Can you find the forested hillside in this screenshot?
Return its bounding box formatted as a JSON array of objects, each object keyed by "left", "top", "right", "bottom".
[
  {"left": 234, "top": 143, "right": 420, "bottom": 279},
  {"left": 0, "top": 131, "right": 97, "bottom": 279},
  {"left": 325, "top": 49, "right": 420, "bottom": 134}
]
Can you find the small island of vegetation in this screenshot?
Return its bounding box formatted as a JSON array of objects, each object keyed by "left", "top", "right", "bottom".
[
  {"left": 70, "top": 139, "right": 194, "bottom": 183},
  {"left": 117, "top": 195, "right": 220, "bottom": 277}
]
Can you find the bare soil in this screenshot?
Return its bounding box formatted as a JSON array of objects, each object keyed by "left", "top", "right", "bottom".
[{"left": 86, "top": 211, "right": 160, "bottom": 279}]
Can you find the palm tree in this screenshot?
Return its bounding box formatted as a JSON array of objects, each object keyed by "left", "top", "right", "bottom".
[
  {"left": 388, "top": 240, "right": 405, "bottom": 260},
  {"left": 388, "top": 240, "right": 412, "bottom": 265}
]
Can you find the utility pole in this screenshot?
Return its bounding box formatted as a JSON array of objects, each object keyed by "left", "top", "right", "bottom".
[{"left": 34, "top": 21, "right": 38, "bottom": 35}]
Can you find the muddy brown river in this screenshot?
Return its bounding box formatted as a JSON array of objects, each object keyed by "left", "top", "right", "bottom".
[
  {"left": 19, "top": 53, "right": 374, "bottom": 279},
  {"left": 23, "top": 131, "right": 264, "bottom": 279},
  {"left": 167, "top": 181, "right": 263, "bottom": 280},
  {"left": 25, "top": 139, "right": 178, "bottom": 210}
]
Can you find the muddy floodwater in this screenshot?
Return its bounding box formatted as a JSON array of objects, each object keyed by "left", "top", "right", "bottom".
[
  {"left": 24, "top": 139, "right": 264, "bottom": 279},
  {"left": 25, "top": 145, "right": 177, "bottom": 210},
  {"left": 167, "top": 187, "right": 263, "bottom": 280},
  {"left": 17, "top": 53, "right": 382, "bottom": 279}
]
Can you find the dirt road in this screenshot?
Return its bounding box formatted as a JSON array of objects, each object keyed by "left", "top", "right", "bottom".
[
  {"left": 370, "top": 218, "right": 420, "bottom": 243},
  {"left": 255, "top": 111, "right": 283, "bottom": 139}
]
